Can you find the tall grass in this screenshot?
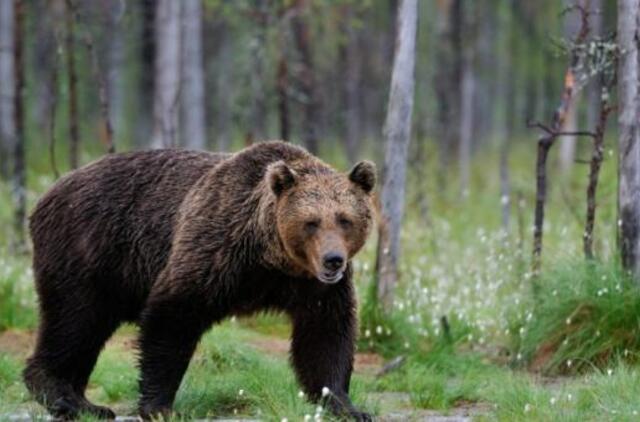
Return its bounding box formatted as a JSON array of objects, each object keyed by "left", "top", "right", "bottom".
[{"left": 513, "top": 260, "right": 640, "bottom": 374}]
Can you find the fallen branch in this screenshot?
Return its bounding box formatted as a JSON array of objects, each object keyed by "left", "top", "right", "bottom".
[{"left": 375, "top": 356, "right": 406, "bottom": 378}]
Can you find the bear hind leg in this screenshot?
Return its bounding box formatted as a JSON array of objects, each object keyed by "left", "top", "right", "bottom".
[{"left": 24, "top": 298, "right": 120, "bottom": 419}]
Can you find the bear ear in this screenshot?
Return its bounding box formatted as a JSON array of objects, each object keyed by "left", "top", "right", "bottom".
[
  {"left": 348, "top": 160, "right": 376, "bottom": 193},
  {"left": 266, "top": 161, "right": 298, "bottom": 196}
]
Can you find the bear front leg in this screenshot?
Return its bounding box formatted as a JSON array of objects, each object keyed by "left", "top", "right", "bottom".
[
  {"left": 137, "top": 289, "right": 213, "bottom": 420},
  {"left": 290, "top": 277, "right": 371, "bottom": 421}
]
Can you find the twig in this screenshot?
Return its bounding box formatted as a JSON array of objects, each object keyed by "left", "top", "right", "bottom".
[{"left": 375, "top": 356, "right": 406, "bottom": 378}]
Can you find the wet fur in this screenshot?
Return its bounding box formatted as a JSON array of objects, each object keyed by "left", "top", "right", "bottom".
[{"left": 24, "top": 141, "right": 374, "bottom": 420}]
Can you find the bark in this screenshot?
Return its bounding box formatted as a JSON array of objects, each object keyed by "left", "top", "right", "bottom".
[
  {"left": 137, "top": 0, "right": 156, "bottom": 145},
  {"left": 84, "top": 31, "right": 115, "bottom": 153},
  {"left": 181, "top": 0, "right": 206, "bottom": 150},
  {"left": 277, "top": 53, "right": 290, "bottom": 142},
  {"left": 558, "top": 0, "right": 584, "bottom": 173},
  {"left": 32, "top": 0, "right": 55, "bottom": 135},
  {"left": 0, "top": 0, "right": 15, "bottom": 179},
  {"left": 532, "top": 70, "right": 580, "bottom": 275},
  {"left": 531, "top": 6, "right": 590, "bottom": 275},
  {"left": 291, "top": 0, "right": 319, "bottom": 154},
  {"left": 65, "top": 0, "right": 80, "bottom": 169},
  {"left": 459, "top": 48, "right": 475, "bottom": 197},
  {"left": 586, "top": 0, "right": 603, "bottom": 131},
  {"left": 247, "top": 0, "right": 268, "bottom": 143},
  {"left": 497, "top": 1, "right": 514, "bottom": 232},
  {"left": 152, "top": 0, "right": 182, "bottom": 148},
  {"left": 107, "top": 0, "right": 124, "bottom": 137},
  {"left": 375, "top": 0, "right": 418, "bottom": 311},
  {"left": 584, "top": 95, "right": 611, "bottom": 259},
  {"left": 342, "top": 6, "right": 362, "bottom": 163},
  {"left": 214, "top": 23, "right": 232, "bottom": 151},
  {"left": 12, "top": 0, "right": 25, "bottom": 252},
  {"left": 617, "top": 0, "right": 640, "bottom": 280}
]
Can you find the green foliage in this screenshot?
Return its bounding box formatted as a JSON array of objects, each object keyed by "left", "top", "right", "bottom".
[{"left": 512, "top": 261, "right": 640, "bottom": 375}]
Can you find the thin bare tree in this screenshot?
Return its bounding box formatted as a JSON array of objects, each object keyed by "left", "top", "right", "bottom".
[
  {"left": 12, "top": 0, "right": 25, "bottom": 252},
  {"left": 291, "top": 0, "right": 320, "bottom": 154},
  {"left": 617, "top": 0, "right": 640, "bottom": 280},
  {"left": 181, "top": 0, "right": 206, "bottom": 150},
  {"left": 64, "top": 0, "right": 80, "bottom": 169},
  {"left": 152, "top": 0, "right": 182, "bottom": 148},
  {"left": 375, "top": 0, "right": 418, "bottom": 311},
  {"left": 0, "top": 0, "right": 15, "bottom": 179}
]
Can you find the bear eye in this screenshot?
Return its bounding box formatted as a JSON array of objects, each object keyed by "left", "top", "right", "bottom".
[
  {"left": 304, "top": 219, "right": 320, "bottom": 233},
  {"left": 338, "top": 216, "right": 353, "bottom": 229}
]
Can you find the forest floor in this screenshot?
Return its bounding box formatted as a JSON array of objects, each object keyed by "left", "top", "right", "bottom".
[
  {"left": 0, "top": 326, "right": 485, "bottom": 421},
  {"left": 2, "top": 318, "right": 638, "bottom": 422}
]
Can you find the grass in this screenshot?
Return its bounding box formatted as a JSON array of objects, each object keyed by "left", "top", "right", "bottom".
[
  {"left": 513, "top": 260, "right": 640, "bottom": 375},
  {"left": 0, "top": 136, "right": 639, "bottom": 420}
]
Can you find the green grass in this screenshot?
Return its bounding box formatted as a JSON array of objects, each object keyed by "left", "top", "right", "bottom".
[
  {"left": 0, "top": 136, "right": 638, "bottom": 420},
  {"left": 512, "top": 260, "right": 640, "bottom": 375}
]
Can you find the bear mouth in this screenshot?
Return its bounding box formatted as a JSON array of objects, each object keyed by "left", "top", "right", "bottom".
[{"left": 318, "top": 270, "right": 344, "bottom": 284}]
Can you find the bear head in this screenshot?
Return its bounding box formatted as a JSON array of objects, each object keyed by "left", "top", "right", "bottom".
[{"left": 266, "top": 159, "right": 376, "bottom": 284}]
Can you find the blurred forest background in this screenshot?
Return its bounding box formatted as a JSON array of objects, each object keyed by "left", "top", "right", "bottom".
[{"left": 3, "top": 0, "right": 640, "bottom": 420}]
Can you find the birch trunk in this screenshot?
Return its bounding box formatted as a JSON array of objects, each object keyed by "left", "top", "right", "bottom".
[
  {"left": 65, "top": 0, "right": 79, "bottom": 169},
  {"left": 558, "top": 0, "right": 582, "bottom": 173},
  {"left": 343, "top": 7, "right": 361, "bottom": 164},
  {"left": 375, "top": 0, "right": 418, "bottom": 311},
  {"left": 291, "top": 0, "right": 319, "bottom": 154},
  {"left": 617, "top": 0, "right": 640, "bottom": 280},
  {"left": 247, "top": 0, "right": 268, "bottom": 143},
  {"left": 12, "top": 0, "right": 25, "bottom": 252},
  {"left": 587, "top": 0, "right": 603, "bottom": 131},
  {"left": 152, "top": 0, "right": 182, "bottom": 148},
  {"left": 0, "top": 0, "right": 15, "bottom": 179},
  {"left": 459, "top": 49, "right": 474, "bottom": 197},
  {"left": 181, "top": 0, "right": 206, "bottom": 150}
]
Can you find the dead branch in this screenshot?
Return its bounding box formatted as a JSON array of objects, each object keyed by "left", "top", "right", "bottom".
[
  {"left": 584, "top": 96, "right": 614, "bottom": 260},
  {"left": 530, "top": 3, "right": 591, "bottom": 276}
]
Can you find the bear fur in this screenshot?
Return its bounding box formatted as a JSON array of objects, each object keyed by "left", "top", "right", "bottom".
[{"left": 23, "top": 141, "right": 376, "bottom": 421}]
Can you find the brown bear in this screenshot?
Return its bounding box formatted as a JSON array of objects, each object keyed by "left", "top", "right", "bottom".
[{"left": 23, "top": 141, "right": 376, "bottom": 421}]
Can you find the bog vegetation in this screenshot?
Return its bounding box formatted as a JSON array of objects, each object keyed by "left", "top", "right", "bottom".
[{"left": 1, "top": 0, "right": 640, "bottom": 421}]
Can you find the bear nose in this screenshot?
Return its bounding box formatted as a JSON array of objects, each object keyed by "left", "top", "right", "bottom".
[{"left": 323, "top": 253, "right": 345, "bottom": 271}]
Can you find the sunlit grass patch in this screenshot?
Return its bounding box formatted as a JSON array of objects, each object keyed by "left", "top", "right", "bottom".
[{"left": 513, "top": 260, "right": 640, "bottom": 374}]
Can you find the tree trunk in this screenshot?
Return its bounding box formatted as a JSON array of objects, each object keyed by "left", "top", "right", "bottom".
[
  {"left": 342, "top": 7, "right": 362, "bottom": 163},
  {"left": 277, "top": 53, "right": 290, "bottom": 142},
  {"left": 0, "top": 0, "right": 15, "bottom": 179},
  {"left": 137, "top": 0, "right": 156, "bottom": 146},
  {"left": 247, "top": 0, "right": 268, "bottom": 143},
  {"left": 617, "top": 0, "right": 640, "bottom": 280},
  {"left": 214, "top": 23, "right": 232, "bottom": 151},
  {"left": 375, "top": 0, "right": 418, "bottom": 311},
  {"left": 107, "top": 0, "right": 124, "bottom": 138},
  {"left": 587, "top": 0, "right": 603, "bottom": 132},
  {"left": 65, "top": 0, "right": 80, "bottom": 169},
  {"left": 459, "top": 48, "right": 475, "bottom": 197},
  {"left": 152, "top": 0, "right": 182, "bottom": 148},
  {"left": 291, "top": 0, "right": 319, "bottom": 154},
  {"left": 12, "top": 0, "right": 25, "bottom": 252},
  {"left": 181, "top": 0, "right": 206, "bottom": 150},
  {"left": 558, "top": 0, "right": 583, "bottom": 173}
]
